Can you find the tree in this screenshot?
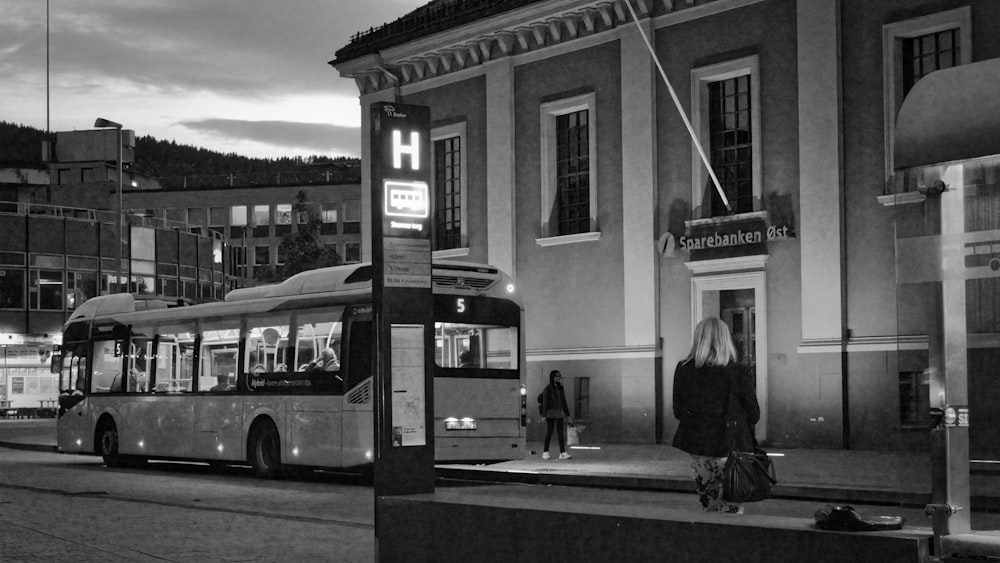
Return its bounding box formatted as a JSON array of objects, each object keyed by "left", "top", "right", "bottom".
[{"left": 273, "top": 191, "right": 341, "bottom": 279}]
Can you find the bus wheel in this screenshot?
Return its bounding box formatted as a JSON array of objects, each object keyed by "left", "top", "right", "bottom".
[
  {"left": 98, "top": 421, "right": 123, "bottom": 467},
  {"left": 249, "top": 421, "right": 282, "bottom": 479}
]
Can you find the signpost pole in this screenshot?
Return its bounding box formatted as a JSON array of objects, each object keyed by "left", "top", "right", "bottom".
[{"left": 369, "top": 102, "right": 434, "bottom": 558}]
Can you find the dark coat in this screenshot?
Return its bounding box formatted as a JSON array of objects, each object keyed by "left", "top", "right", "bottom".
[
  {"left": 541, "top": 383, "right": 570, "bottom": 419},
  {"left": 671, "top": 360, "right": 760, "bottom": 457}
]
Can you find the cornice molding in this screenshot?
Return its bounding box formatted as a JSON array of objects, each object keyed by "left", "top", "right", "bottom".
[{"left": 335, "top": 0, "right": 673, "bottom": 95}]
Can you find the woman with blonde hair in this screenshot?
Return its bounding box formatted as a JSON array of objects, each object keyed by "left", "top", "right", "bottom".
[{"left": 671, "top": 317, "right": 760, "bottom": 514}]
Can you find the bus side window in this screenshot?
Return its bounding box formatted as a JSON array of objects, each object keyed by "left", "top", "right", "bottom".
[
  {"left": 345, "top": 320, "right": 372, "bottom": 391},
  {"left": 128, "top": 335, "right": 153, "bottom": 393},
  {"left": 91, "top": 340, "right": 122, "bottom": 394}
]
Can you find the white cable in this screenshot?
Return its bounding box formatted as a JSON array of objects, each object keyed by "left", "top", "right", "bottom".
[{"left": 623, "top": 1, "right": 732, "bottom": 213}]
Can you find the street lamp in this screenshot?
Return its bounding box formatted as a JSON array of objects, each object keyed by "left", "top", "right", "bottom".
[{"left": 94, "top": 117, "right": 124, "bottom": 293}]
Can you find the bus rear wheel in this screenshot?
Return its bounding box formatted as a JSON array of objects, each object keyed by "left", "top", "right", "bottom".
[
  {"left": 249, "top": 421, "right": 282, "bottom": 479},
  {"left": 98, "top": 421, "right": 123, "bottom": 467}
]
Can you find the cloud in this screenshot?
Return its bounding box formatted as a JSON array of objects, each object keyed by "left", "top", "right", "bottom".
[{"left": 178, "top": 118, "right": 361, "bottom": 157}]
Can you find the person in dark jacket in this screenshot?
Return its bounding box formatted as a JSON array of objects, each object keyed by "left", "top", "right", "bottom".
[
  {"left": 672, "top": 317, "right": 760, "bottom": 513},
  {"left": 540, "top": 370, "right": 573, "bottom": 460}
]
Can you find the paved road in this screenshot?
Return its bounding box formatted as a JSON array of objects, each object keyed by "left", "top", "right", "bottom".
[{"left": 0, "top": 447, "right": 375, "bottom": 562}]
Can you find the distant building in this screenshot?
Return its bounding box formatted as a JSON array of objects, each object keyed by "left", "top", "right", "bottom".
[{"left": 0, "top": 128, "right": 361, "bottom": 412}]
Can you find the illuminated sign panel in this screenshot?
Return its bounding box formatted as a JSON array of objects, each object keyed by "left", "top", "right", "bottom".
[{"left": 385, "top": 180, "right": 429, "bottom": 219}]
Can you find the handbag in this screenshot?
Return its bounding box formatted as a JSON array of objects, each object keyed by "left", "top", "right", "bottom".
[
  {"left": 566, "top": 423, "right": 580, "bottom": 446},
  {"left": 722, "top": 447, "right": 777, "bottom": 502},
  {"left": 721, "top": 367, "right": 776, "bottom": 502}
]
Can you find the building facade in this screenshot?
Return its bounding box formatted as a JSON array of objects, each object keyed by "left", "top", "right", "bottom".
[{"left": 332, "top": 0, "right": 1000, "bottom": 456}]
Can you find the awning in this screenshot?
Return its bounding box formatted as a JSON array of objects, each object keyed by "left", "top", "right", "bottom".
[{"left": 894, "top": 57, "right": 1000, "bottom": 170}]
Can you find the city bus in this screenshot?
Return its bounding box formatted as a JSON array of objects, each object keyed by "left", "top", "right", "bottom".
[{"left": 54, "top": 260, "right": 525, "bottom": 478}]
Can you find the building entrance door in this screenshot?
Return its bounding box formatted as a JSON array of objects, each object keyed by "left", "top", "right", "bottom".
[{"left": 691, "top": 270, "right": 767, "bottom": 443}]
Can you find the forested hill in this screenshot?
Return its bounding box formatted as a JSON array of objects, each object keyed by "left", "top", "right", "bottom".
[{"left": 0, "top": 121, "right": 358, "bottom": 177}]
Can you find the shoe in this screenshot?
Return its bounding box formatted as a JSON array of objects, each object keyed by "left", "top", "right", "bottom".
[
  {"left": 558, "top": 452, "right": 572, "bottom": 460},
  {"left": 541, "top": 451, "right": 550, "bottom": 460}
]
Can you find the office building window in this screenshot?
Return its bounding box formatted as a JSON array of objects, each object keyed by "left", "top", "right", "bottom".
[
  {"left": 255, "top": 245, "right": 270, "bottom": 268},
  {"left": 343, "top": 201, "right": 361, "bottom": 235},
  {"left": 345, "top": 242, "right": 360, "bottom": 264},
  {"left": 540, "top": 92, "right": 598, "bottom": 241},
  {"left": 275, "top": 203, "right": 292, "bottom": 236},
  {"left": 209, "top": 207, "right": 227, "bottom": 236},
  {"left": 29, "top": 270, "right": 64, "bottom": 310},
  {"left": 253, "top": 205, "right": 270, "bottom": 238},
  {"left": 230, "top": 205, "right": 247, "bottom": 238},
  {"left": 321, "top": 203, "right": 338, "bottom": 235},
  {"left": 0, "top": 268, "right": 25, "bottom": 309},
  {"left": 691, "top": 55, "right": 760, "bottom": 218}
]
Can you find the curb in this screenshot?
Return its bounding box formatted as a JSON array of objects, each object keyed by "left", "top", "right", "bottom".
[{"left": 0, "top": 440, "right": 58, "bottom": 453}]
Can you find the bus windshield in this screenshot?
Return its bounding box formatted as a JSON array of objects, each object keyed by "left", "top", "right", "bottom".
[{"left": 435, "top": 322, "right": 517, "bottom": 370}]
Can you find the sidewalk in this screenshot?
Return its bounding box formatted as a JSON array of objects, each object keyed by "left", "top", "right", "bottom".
[{"left": 4, "top": 419, "right": 997, "bottom": 509}]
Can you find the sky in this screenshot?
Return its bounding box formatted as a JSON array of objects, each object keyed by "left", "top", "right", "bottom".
[{"left": 1, "top": 0, "right": 427, "bottom": 159}]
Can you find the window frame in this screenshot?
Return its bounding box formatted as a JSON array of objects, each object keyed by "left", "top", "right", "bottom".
[
  {"left": 882, "top": 7, "right": 971, "bottom": 180},
  {"left": 537, "top": 92, "right": 599, "bottom": 245},
  {"left": 690, "top": 55, "right": 761, "bottom": 219},
  {"left": 431, "top": 121, "right": 469, "bottom": 257}
]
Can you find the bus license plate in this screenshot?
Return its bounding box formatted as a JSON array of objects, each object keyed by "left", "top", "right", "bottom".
[{"left": 445, "top": 420, "right": 476, "bottom": 431}]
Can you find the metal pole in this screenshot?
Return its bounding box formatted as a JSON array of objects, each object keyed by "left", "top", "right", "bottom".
[
  {"left": 118, "top": 128, "right": 124, "bottom": 293},
  {"left": 623, "top": 1, "right": 732, "bottom": 214}
]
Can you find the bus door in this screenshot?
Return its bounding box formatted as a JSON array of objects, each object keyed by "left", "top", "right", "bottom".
[
  {"left": 56, "top": 343, "right": 90, "bottom": 453},
  {"left": 284, "top": 309, "right": 345, "bottom": 467},
  {"left": 341, "top": 306, "right": 374, "bottom": 466}
]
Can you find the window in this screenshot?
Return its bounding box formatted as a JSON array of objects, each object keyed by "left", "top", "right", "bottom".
[
  {"left": 432, "top": 122, "right": 467, "bottom": 252},
  {"left": 187, "top": 207, "right": 205, "bottom": 226},
  {"left": 540, "top": 93, "right": 598, "bottom": 241},
  {"left": 574, "top": 376, "right": 590, "bottom": 419},
  {"left": 230, "top": 205, "right": 247, "bottom": 226},
  {"left": 209, "top": 207, "right": 227, "bottom": 236},
  {"left": 246, "top": 313, "right": 292, "bottom": 374},
  {"left": 255, "top": 245, "right": 271, "bottom": 268},
  {"left": 230, "top": 205, "right": 247, "bottom": 239},
  {"left": 91, "top": 340, "right": 123, "bottom": 393},
  {"left": 883, "top": 7, "right": 970, "bottom": 177},
  {"left": 321, "top": 203, "right": 338, "bottom": 235},
  {"left": 232, "top": 246, "right": 248, "bottom": 278},
  {"left": 275, "top": 203, "right": 292, "bottom": 236},
  {"left": 199, "top": 319, "right": 240, "bottom": 393},
  {"left": 29, "top": 270, "right": 63, "bottom": 310},
  {"left": 0, "top": 268, "right": 24, "bottom": 309},
  {"left": 253, "top": 204, "right": 270, "bottom": 238},
  {"left": 67, "top": 270, "right": 98, "bottom": 310},
  {"left": 155, "top": 328, "right": 195, "bottom": 393},
  {"left": 345, "top": 242, "right": 360, "bottom": 264},
  {"left": 434, "top": 322, "right": 518, "bottom": 369},
  {"left": 708, "top": 76, "right": 753, "bottom": 215},
  {"left": 127, "top": 328, "right": 154, "bottom": 393},
  {"left": 691, "top": 56, "right": 760, "bottom": 218},
  {"left": 343, "top": 201, "right": 361, "bottom": 235},
  {"left": 899, "top": 370, "right": 929, "bottom": 428}
]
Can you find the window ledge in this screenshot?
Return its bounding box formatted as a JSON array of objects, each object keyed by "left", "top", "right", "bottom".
[
  {"left": 535, "top": 232, "right": 601, "bottom": 247},
  {"left": 433, "top": 247, "right": 470, "bottom": 259}
]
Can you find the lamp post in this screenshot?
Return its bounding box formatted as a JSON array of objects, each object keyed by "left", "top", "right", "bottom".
[{"left": 94, "top": 118, "right": 124, "bottom": 293}]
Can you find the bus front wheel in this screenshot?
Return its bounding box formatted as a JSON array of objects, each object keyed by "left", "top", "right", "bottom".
[
  {"left": 98, "top": 421, "right": 123, "bottom": 467},
  {"left": 249, "top": 421, "right": 282, "bottom": 479}
]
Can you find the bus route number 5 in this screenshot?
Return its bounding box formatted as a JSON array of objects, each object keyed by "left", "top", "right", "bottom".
[{"left": 456, "top": 298, "right": 466, "bottom": 314}]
